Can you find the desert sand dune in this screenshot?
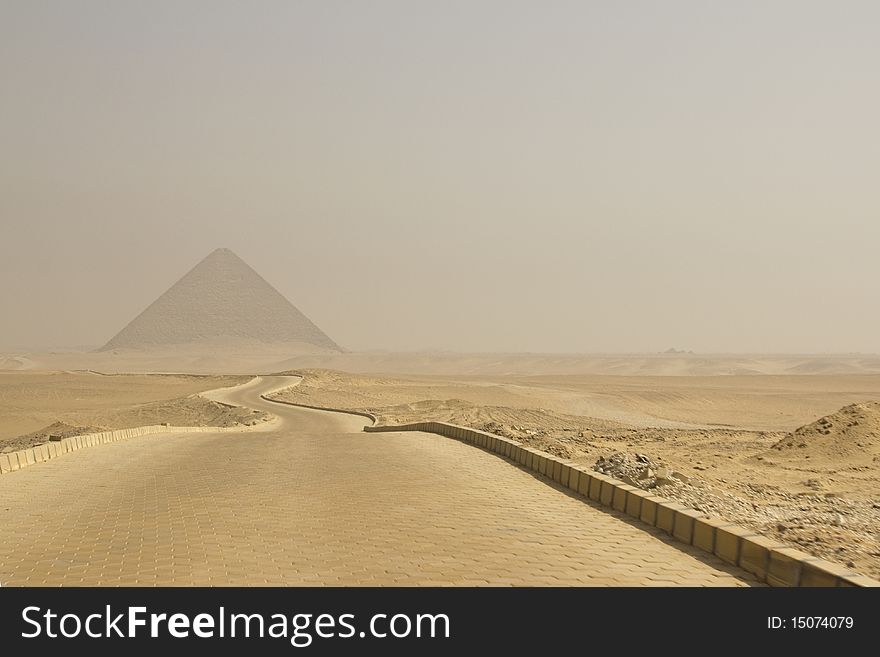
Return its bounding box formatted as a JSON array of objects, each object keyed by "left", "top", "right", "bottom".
[{"left": 9, "top": 349, "right": 880, "bottom": 378}]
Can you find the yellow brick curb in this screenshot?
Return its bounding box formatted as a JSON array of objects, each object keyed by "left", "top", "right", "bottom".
[
  {"left": 365, "top": 421, "right": 880, "bottom": 588},
  {"left": 260, "top": 396, "right": 378, "bottom": 424},
  {"left": 0, "top": 377, "right": 285, "bottom": 478},
  {"left": 0, "top": 420, "right": 278, "bottom": 477}
]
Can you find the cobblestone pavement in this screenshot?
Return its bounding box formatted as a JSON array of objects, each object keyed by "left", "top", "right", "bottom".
[{"left": 0, "top": 377, "right": 758, "bottom": 586}]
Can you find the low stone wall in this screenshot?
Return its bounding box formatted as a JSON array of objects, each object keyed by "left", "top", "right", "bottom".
[
  {"left": 365, "top": 421, "right": 880, "bottom": 588},
  {"left": 0, "top": 376, "right": 287, "bottom": 478},
  {"left": 0, "top": 421, "right": 267, "bottom": 477},
  {"left": 261, "top": 395, "right": 377, "bottom": 424}
]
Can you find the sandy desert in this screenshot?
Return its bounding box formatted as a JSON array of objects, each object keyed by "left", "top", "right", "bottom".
[{"left": 3, "top": 355, "right": 880, "bottom": 580}]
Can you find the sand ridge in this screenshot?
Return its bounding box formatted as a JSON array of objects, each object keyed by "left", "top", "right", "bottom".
[{"left": 6, "top": 350, "right": 880, "bottom": 378}]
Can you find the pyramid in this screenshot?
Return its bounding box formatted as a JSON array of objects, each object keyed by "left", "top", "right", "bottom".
[{"left": 100, "top": 248, "right": 342, "bottom": 352}]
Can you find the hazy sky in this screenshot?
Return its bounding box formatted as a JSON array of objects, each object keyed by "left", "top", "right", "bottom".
[{"left": 1, "top": 1, "right": 878, "bottom": 353}]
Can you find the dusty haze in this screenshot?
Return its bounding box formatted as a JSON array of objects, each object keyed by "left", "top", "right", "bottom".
[{"left": 1, "top": 1, "right": 878, "bottom": 353}]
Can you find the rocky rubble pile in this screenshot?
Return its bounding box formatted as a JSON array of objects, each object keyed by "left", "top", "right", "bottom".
[{"left": 593, "top": 451, "right": 686, "bottom": 489}]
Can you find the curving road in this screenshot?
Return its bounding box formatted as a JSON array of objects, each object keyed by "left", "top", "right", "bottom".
[{"left": 0, "top": 376, "right": 756, "bottom": 586}]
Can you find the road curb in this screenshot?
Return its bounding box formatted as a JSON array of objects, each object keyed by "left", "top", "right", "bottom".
[
  {"left": 0, "top": 421, "right": 274, "bottom": 477},
  {"left": 0, "top": 376, "right": 282, "bottom": 477},
  {"left": 260, "top": 396, "right": 377, "bottom": 424},
  {"left": 365, "top": 421, "right": 880, "bottom": 588}
]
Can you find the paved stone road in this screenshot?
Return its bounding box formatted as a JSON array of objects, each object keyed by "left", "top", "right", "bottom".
[{"left": 0, "top": 377, "right": 757, "bottom": 586}]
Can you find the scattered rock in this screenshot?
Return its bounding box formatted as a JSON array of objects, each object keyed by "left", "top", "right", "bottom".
[
  {"left": 595, "top": 452, "right": 665, "bottom": 488},
  {"left": 671, "top": 471, "right": 690, "bottom": 484}
]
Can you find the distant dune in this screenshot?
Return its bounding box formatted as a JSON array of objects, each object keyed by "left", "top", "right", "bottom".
[{"left": 4, "top": 350, "right": 880, "bottom": 377}]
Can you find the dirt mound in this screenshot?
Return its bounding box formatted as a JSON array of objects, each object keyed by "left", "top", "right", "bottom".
[
  {"left": 771, "top": 402, "right": 880, "bottom": 461},
  {"left": 2, "top": 420, "right": 104, "bottom": 453},
  {"left": 594, "top": 451, "right": 687, "bottom": 489},
  {"left": 99, "top": 395, "right": 268, "bottom": 431},
  {"left": 1, "top": 394, "right": 269, "bottom": 453},
  {"left": 385, "top": 398, "right": 475, "bottom": 415}
]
